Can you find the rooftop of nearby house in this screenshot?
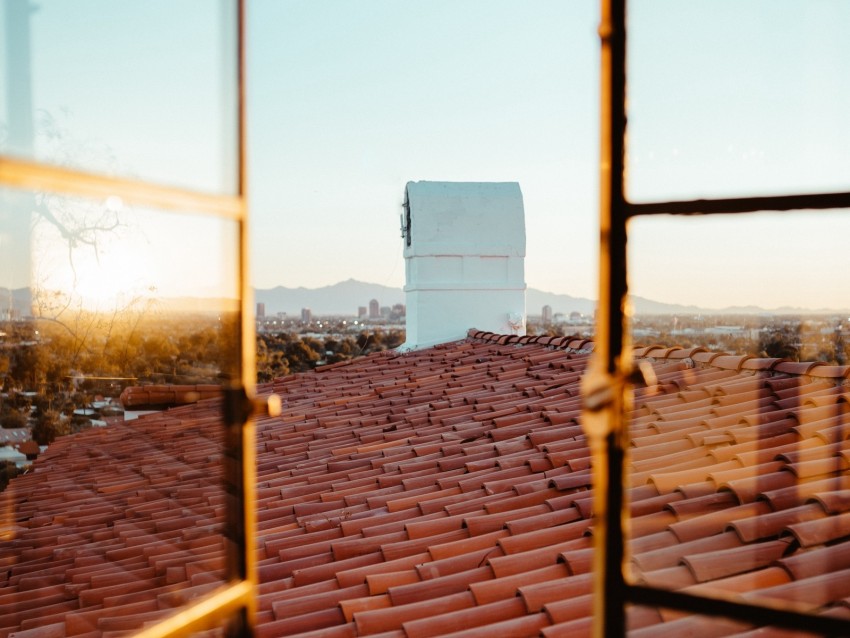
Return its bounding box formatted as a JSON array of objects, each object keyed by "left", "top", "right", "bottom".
[
  {"left": 119, "top": 384, "right": 223, "bottom": 411},
  {"left": 3, "top": 330, "right": 850, "bottom": 637},
  {"left": 0, "top": 429, "right": 30, "bottom": 446}
]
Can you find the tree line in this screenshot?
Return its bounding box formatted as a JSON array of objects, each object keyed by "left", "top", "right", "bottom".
[
  {"left": 256, "top": 329, "right": 404, "bottom": 381},
  {"left": 1, "top": 315, "right": 404, "bottom": 442}
]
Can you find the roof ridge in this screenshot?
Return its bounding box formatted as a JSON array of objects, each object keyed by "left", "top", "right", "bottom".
[{"left": 467, "top": 330, "right": 850, "bottom": 382}]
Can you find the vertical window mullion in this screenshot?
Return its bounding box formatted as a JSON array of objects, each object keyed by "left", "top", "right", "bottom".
[
  {"left": 1, "top": 0, "right": 255, "bottom": 635},
  {"left": 226, "top": 0, "right": 257, "bottom": 634},
  {"left": 584, "top": 0, "right": 630, "bottom": 637},
  {"left": 606, "top": 0, "right": 850, "bottom": 635}
]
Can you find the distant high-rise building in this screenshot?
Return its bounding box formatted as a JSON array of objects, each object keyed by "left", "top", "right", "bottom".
[
  {"left": 256, "top": 302, "right": 265, "bottom": 319},
  {"left": 301, "top": 308, "right": 312, "bottom": 324},
  {"left": 358, "top": 306, "right": 367, "bottom": 319},
  {"left": 542, "top": 305, "right": 553, "bottom": 326},
  {"left": 369, "top": 299, "right": 380, "bottom": 319}
]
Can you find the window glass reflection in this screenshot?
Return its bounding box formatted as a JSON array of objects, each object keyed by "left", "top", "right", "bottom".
[
  {"left": 623, "top": 211, "right": 850, "bottom": 630},
  {"left": 0, "top": 187, "right": 239, "bottom": 634}
]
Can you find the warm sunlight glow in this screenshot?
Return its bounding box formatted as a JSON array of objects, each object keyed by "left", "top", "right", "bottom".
[
  {"left": 629, "top": 210, "right": 850, "bottom": 312},
  {"left": 28, "top": 200, "right": 239, "bottom": 314},
  {"left": 32, "top": 227, "right": 152, "bottom": 312}
]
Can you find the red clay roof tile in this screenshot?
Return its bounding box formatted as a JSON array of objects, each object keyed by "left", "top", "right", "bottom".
[
  {"left": 729, "top": 503, "right": 826, "bottom": 543},
  {"left": 354, "top": 591, "right": 474, "bottom": 635},
  {"left": 682, "top": 538, "right": 793, "bottom": 583},
  {"left": 403, "top": 596, "right": 526, "bottom": 638},
  {"left": 810, "top": 489, "right": 850, "bottom": 515}
]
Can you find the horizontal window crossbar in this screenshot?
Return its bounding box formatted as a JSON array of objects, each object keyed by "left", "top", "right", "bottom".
[
  {"left": 131, "top": 580, "right": 253, "bottom": 638},
  {"left": 627, "top": 584, "right": 850, "bottom": 636},
  {"left": 0, "top": 155, "right": 244, "bottom": 220},
  {"left": 626, "top": 191, "right": 850, "bottom": 217}
]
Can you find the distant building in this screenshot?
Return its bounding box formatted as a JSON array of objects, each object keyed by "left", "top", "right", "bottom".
[
  {"left": 569, "top": 311, "right": 582, "bottom": 323},
  {"left": 301, "top": 308, "right": 312, "bottom": 324},
  {"left": 369, "top": 299, "right": 380, "bottom": 319},
  {"left": 391, "top": 304, "right": 406, "bottom": 321},
  {"left": 542, "top": 305, "right": 553, "bottom": 326},
  {"left": 0, "top": 308, "right": 21, "bottom": 322},
  {"left": 358, "top": 306, "right": 367, "bottom": 319},
  {"left": 380, "top": 306, "right": 391, "bottom": 319},
  {"left": 256, "top": 302, "right": 265, "bottom": 319}
]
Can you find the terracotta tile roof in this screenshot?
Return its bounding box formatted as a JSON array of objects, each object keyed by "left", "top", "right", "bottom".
[{"left": 3, "top": 330, "right": 850, "bottom": 636}]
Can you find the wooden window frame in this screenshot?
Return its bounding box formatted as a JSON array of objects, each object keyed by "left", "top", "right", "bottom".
[
  {"left": 584, "top": 1, "right": 850, "bottom": 636},
  {"left": 0, "top": 1, "right": 258, "bottom": 636}
]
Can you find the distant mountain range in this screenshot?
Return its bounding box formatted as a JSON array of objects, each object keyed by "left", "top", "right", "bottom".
[
  {"left": 629, "top": 297, "right": 850, "bottom": 317},
  {"left": 4, "top": 282, "right": 847, "bottom": 318},
  {"left": 253, "top": 279, "right": 850, "bottom": 317}
]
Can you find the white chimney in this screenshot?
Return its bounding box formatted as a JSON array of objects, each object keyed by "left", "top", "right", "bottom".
[{"left": 400, "top": 181, "right": 526, "bottom": 349}]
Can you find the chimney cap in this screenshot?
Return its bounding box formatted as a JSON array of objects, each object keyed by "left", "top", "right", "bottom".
[{"left": 403, "top": 181, "right": 525, "bottom": 258}]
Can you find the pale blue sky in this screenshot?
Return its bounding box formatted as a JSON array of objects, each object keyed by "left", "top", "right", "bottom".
[
  {"left": 248, "top": 0, "right": 599, "bottom": 298},
  {"left": 626, "top": 0, "right": 850, "bottom": 310},
  {"left": 248, "top": 0, "right": 850, "bottom": 310},
  {"left": 3, "top": 1, "right": 850, "bottom": 311}
]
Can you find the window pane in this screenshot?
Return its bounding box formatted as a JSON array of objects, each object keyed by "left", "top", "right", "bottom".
[
  {"left": 0, "top": 187, "right": 240, "bottom": 635},
  {"left": 626, "top": 1, "right": 850, "bottom": 202},
  {"left": 624, "top": 211, "right": 850, "bottom": 631},
  {"left": 1, "top": 0, "right": 238, "bottom": 195}
]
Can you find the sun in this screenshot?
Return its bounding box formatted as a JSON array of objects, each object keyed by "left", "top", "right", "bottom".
[
  {"left": 66, "top": 246, "right": 151, "bottom": 311},
  {"left": 29, "top": 197, "right": 240, "bottom": 315},
  {"left": 32, "top": 220, "right": 153, "bottom": 314}
]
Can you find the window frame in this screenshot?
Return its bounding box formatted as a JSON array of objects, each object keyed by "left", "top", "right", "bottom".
[
  {"left": 584, "top": 1, "right": 850, "bottom": 636},
  {"left": 0, "top": 1, "right": 257, "bottom": 636}
]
